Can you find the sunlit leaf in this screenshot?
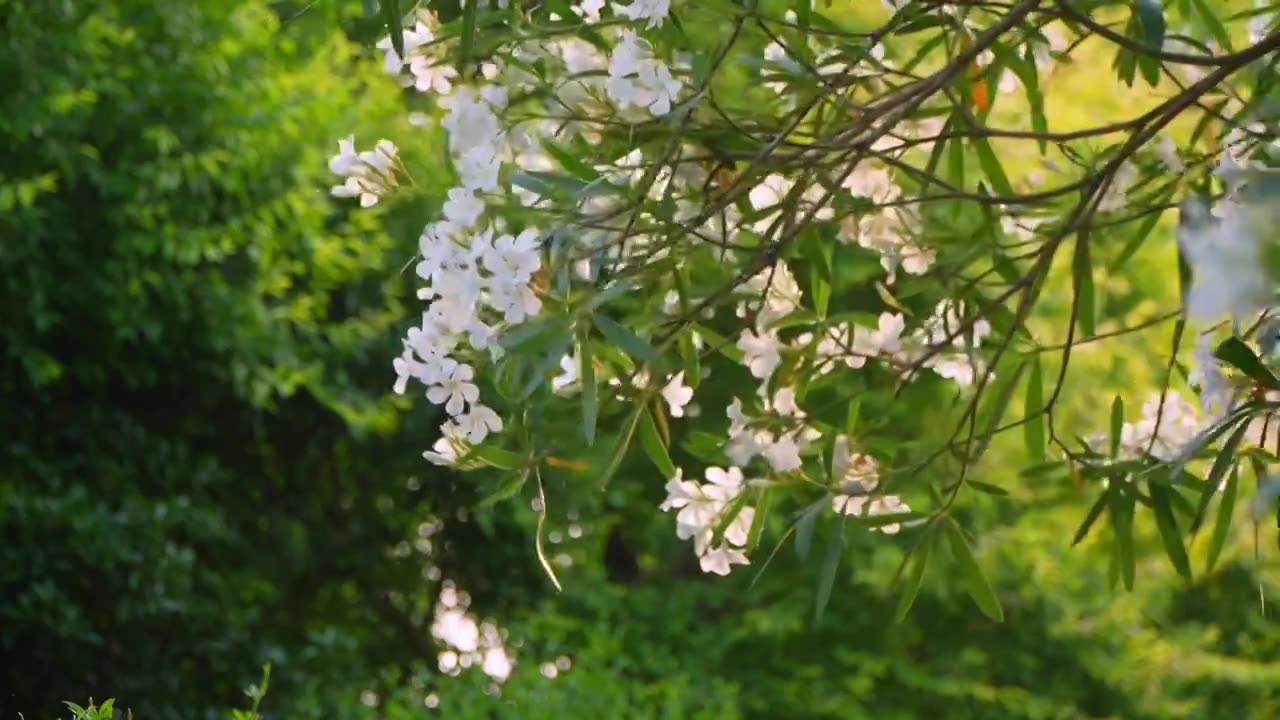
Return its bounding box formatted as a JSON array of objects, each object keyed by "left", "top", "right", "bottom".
[{"left": 945, "top": 518, "right": 1003, "bottom": 621}]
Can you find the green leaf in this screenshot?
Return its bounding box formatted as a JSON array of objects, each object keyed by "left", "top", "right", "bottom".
[
  {"left": 578, "top": 326, "right": 597, "bottom": 446},
  {"left": 894, "top": 531, "right": 933, "bottom": 622},
  {"left": 968, "top": 480, "right": 1010, "bottom": 497},
  {"left": 1110, "top": 396, "right": 1124, "bottom": 459},
  {"left": 1191, "top": 419, "right": 1249, "bottom": 533},
  {"left": 599, "top": 404, "right": 643, "bottom": 490},
  {"left": 1073, "top": 490, "right": 1110, "bottom": 546},
  {"left": 1189, "top": 0, "right": 1230, "bottom": 49},
  {"left": 637, "top": 406, "right": 676, "bottom": 479},
  {"left": 945, "top": 518, "right": 1003, "bottom": 621},
  {"left": 810, "top": 263, "right": 831, "bottom": 318},
  {"left": 1110, "top": 206, "right": 1167, "bottom": 271},
  {"left": 1024, "top": 354, "right": 1045, "bottom": 463},
  {"left": 845, "top": 398, "right": 862, "bottom": 435},
  {"left": 457, "top": 0, "right": 478, "bottom": 74},
  {"left": 795, "top": 498, "right": 826, "bottom": 560},
  {"left": 1214, "top": 337, "right": 1280, "bottom": 388},
  {"left": 473, "top": 444, "right": 524, "bottom": 470},
  {"left": 970, "top": 359, "right": 1027, "bottom": 463},
  {"left": 815, "top": 516, "right": 845, "bottom": 623},
  {"left": 1136, "top": 53, "right": 1160, "bottom": 87},
  {"left": 1073, "top": 228, "right": 1096, "bottom": 338},
  {"left": 1133, "top": 0, "right": 1166, "bottom": 49},
  {"left": 972, "top": 135, "right": 1014, "bottom": 197},
  {"left": 1109, "top": 487, "right": 1137, "bottom": 590},
  {"left": 382, "top": 0, "right": 404, "bottom": 60},
  {"left": 593, "top": 313, "right": 659, "bottom": 363},
  {"left": 1149, "top": 482, "right": 1192, "bottom": 580},
  {"left": 792, "top": 0, "right": 811, "bottom": 32},
  {"left": 1206, "top": 463, "right": 1239, "bottom": 572},
  {"left": 476, "top": 469, "right": 529, "bottom": 510}
]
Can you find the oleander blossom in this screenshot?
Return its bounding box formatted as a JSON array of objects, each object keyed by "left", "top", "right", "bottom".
[
  {"left": 1088, "top": 391, "right": 1202, "bottom": 462},
  {"left": 369, "top": 22, "right": 546, "bottom": 465},
  {"left": 660, "top": 467, "right": 756, "bottom": 575},
  {"left": 606, "top": 31, "right": 683, "bottom": 116}
]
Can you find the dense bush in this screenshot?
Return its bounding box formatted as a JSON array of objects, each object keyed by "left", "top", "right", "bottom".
[{"left": 0, "top": 1, "right": 455, "bottom": 716}]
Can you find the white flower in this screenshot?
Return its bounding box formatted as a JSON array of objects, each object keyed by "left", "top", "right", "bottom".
[
  {"left": 486, "top": 276, "right": 542, "bottom": 323},
  {"left": 662, "top": 372, "right": 694, "bottom": 418},
  {"left": 424, "top": 421, "right": 468, "bottom": 466},
  {"left": 843, "top": 166, "right": 902, "bottom": 204},
  {"left": 483, "top": 229, "right": 541, "bottom": 283},
  {"left": 329, "top": 135, "right": 361, "bottom": 175},
  {"left": 865, "top": 310, "right": 906, "bottom": 351},
  {"left": 615, "top": 0, "right": 670, "bottom": 28},
  {"left": 660, "top": 468, "right": 699, "bottom": 511},
  {"left": 456, "top": 143, "right": 502, "bottom": 191},
  {"left": 831, "top": 435, "right": 879, "bottom": 493},
  {"left": 698, "top": 544, "right": 749, "bottom": 575},
  {"left": 574, "top": 0, "right": 606, "bottom": 21},
  {"left": 1180, "top": 198, "right": 1274, "bottom": 322},
  {"left": 455, "top": 403, "right": 503, "bottom": 443},
  {"left": 376, "top": 22, "right": 433, "bottom": 75},
  {"left": 737, "top": 329, "right": 782, "bottom": 379},
  {"left": 428, "top": 363, "right": 480, "bottom": 415},
  {"left": 552, "top": 352, "right": 579, "bottom": 394},
  {"left": 606, "top": 31, "right": 683, "bottom": 117},
  {"left": 762, "top": 434, "right": 802, "bottom": 473},
  {"left": 741, "top": 261, "right": 802, "bottom": 329},
  {"left": 671, "top": 466, "right": 744, "bottom": 539},
  {"left": 410, "top": 55, "right": 459, "bottom": 95},
  {"left": 443, "top": 188, "right": 485, "bottom": 227}
]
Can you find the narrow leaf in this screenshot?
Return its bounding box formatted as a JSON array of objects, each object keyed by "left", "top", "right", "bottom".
[
  {"left": 457, "top": 0, "right": 478, "bottom": 74},
  {"left": 476, "top": 469, "right": 528, "bottom": 510},
  {"left": 1110, "top": 396, "right": 1124, "bottom": 459},
  {"left": 1133, "top": 0, "right": 1167, "bottom": 48},
  {"left": 1073, "top": 229, "right": 1096, "bottom": 338},
  {"left": 815, "top": 517, "right": 845, "bottom": 623},
  {"left": 968, "top": 480, "right": 1010, "bottom": 497},
  {"left": 598, "top": 404, "right": 643, "bottom": 490},
  {"left": 1025, "top": 354, "right": 1046, "bottom": 463},
  {"left": 1109, "top": 487, "right": 1137, "bottom": 590},
  {"left": 894, "top": 533, "right": 933, "bottom": 622},
  {"left": 382, "top": 0, "right": 404, "bottom": 60},
  {"left": 1149, "top": 482, "right": 1192, "bottom": 580},
  {"left": 578, "top": 326, "right": 597, "bottom": 446},
  {"left": 945, "top": 518, "right": 1003, "bottom": 621},
  {"left": 795, "top": 498, "right": 826, "bottom": 560},
  {"left": 1073, "top": 490, "right": 1110, "bottom": 546},
  {"left": 1191, "top": 420, "right": 1249, "bottom": 534},
  {"left": 1214, "top": 337, "right": 1280, "bottom": 389},
  {"left": 593, "top": 313, "right": 659, "bottom": 363},
  {"left": 1206, "top": 463, "right": 1239, "bottom": 571},
  {"left": 972, "top": 135, "right": 1014, "bottom": 197},
  {"left": 637, "top": 406, "right": 676, "bottom": 479}
]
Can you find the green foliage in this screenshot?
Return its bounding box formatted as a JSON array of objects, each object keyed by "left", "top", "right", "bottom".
[{"left": 11, "top": 0, "right": 1280, "bottom": 719}]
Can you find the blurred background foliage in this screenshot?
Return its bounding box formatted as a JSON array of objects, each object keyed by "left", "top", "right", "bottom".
[{"left": 4, "top": 0, "right": 1280, "bottom": 719}]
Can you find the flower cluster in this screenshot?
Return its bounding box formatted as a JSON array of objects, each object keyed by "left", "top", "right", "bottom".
[
  {"left": 1089, "top": 391, "right": 1201, "bottom": 462},
  {"left": 329, "top": 137, "right": 400, "bottom": 207},
  {"left": 830, "top": 435, "right": 912, "bottom": 534},
  {"left": 606, "top": 31, "right": 683, "bottom": 117},
  {"left": 376, "top": 17, "right": 459, "bottom": 94},
  {"left": 660, "top": 466, "right": 756, "bottom": 575},
  {"left": 841, "top": 165, "right": 935, "bottom": 280}
]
